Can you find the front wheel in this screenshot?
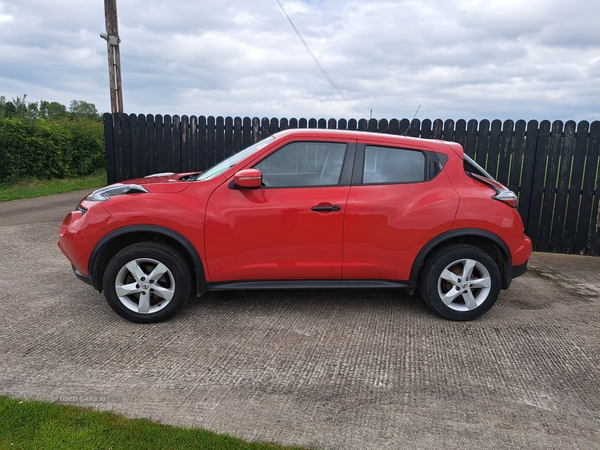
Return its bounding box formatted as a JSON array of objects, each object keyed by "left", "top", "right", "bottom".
[
  {"left": 419, "top": 244, "right": 501, "bottom": 321},
  {"left": 103, "top": 242, "right": 191, "bottom": 323}
]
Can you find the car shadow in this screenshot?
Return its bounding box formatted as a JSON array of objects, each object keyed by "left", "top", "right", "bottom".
[{"left": 185, "top": 288, "right": 432, "bottom": 318}]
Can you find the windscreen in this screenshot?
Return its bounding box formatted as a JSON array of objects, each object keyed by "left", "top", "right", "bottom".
[{"left": 195, "top": 136, "right": 276, "bottom": 181}]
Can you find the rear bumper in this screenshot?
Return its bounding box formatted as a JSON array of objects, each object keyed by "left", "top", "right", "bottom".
[
  {"left": 72, "top": 265, "right": 93, "bottom": 286},
  {"left": 501, "top": 234, "right": 531, "bottom": 288},
  {"left": 513, "top": 235, "right": 533, "bottom": 266},
  {"left": 501, "top": 258, "right": 528, "bottom": 289},
  {"left": 512, "top": 261, "right": 528, "bottom": 279}
]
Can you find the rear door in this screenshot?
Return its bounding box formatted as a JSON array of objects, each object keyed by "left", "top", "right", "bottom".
[{"left": 343, "top": 143, "right": 459, "bottom": 281}]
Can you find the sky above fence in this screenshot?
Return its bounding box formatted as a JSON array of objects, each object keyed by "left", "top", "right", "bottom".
[{"left": 1, "top": 0, "right": 599, "bottom": 122}]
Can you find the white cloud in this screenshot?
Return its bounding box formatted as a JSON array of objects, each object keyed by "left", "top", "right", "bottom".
[{"left": 0, "top": 0, "right": 598, "bottom": 122}]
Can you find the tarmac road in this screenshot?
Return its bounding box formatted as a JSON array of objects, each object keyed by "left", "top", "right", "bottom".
[
  {"left": 0, "top": 191, "right": 598, "bottom": 449},
  {"left": 0, "top": 190, "right": 89, "bottom": 226}
]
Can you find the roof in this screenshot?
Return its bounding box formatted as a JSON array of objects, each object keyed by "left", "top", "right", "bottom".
[{"left": 271, "top": 128, "right": 464, "bottom": 154}]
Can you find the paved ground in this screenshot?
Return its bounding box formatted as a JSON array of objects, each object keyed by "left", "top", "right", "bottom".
[{"left": 0, "top": 192, "right": 599, "bottom": 449}]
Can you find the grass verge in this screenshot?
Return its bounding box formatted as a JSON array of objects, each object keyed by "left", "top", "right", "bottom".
[
  {"left": 0, "top": 169, "right": 107, "bottom": 202},
  {"left": 0, "top": 396, "right": 304, "bottom": 450}
]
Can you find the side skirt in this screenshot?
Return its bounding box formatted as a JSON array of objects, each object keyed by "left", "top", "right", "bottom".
[{"left": 202, "top": 279, "right": 417, "bottom": 292}]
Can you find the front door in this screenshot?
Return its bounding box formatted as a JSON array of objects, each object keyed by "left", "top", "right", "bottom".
[{"left": 205, "top": 141, "right": 353, "bottom": 281}]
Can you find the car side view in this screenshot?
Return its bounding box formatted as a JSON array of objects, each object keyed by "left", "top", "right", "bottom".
[{"left": 59, "top": 129, "right": 532, "bottom": 323}]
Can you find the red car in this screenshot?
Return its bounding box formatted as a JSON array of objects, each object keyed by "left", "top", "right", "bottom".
[{"left": 59, "top": 129, "right": 532, "bottom": 323}]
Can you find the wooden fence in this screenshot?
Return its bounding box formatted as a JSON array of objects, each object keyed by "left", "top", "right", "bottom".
[{"left": 103, "top": 114, "right": 600, "bottom": 256}]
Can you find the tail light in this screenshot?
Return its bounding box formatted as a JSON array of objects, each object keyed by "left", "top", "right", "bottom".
[
  {"left": 492, "top": 190, "right": 519, "bottom": 208},
  {"left": 469, "top": 173, "right": 519, "bottom": 208}
]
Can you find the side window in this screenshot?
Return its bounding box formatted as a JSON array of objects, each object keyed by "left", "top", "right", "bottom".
[
  {"left": 362, "top": 146, "right": 426, "bottom": 184},
  {"left": 255, "top": 142, "right": 347, "bottom": 187}
]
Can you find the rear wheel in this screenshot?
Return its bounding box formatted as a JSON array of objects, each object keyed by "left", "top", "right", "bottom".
[
  {"left": 103, "top": 242, "right": 191, "bottom": 323},
  {"left": 419, "top": 244, "right": 501, "bottom": 321}
]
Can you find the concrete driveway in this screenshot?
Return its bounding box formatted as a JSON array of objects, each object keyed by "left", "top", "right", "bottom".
[{"left": 0, "top": 191, "right": 598, "bottom": 449}]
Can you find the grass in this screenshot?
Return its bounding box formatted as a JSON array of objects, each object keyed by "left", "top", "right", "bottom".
[
  {"left": 0, "top": 169, "right": 108, "bottom": 202},
  {"left": 0, "top": 396, "right": 305, "bottom": 450}
]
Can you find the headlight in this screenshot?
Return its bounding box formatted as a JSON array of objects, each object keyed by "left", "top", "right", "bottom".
[{"left": 87, "top": 184, "right": 149, "bottom": 202}]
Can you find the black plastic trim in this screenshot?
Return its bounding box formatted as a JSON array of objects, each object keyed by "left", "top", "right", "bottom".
[
  {"left": 409, "top": 229, "right": 512, "bottom": 283},
  {"left": 72, "top": 265, "right": 93, "bottom": 286},
  {"left": 88, "top": 225, "right": 205, "bottom": 292},
  {"left": 228, "top": 180, "right": 261, "bottom": 190},
  {"left": 339, "top": 142, "right": 357, "bottom": 185},
  {"left": 311, "top": 205, "right": 341, "bottom": 212},
  {"left": 351, "top": 143, "right": 366, "bottom": 184},
  {"left": 512, "top": 261, "right": 528, "bottom": 279},
  {"left": 429, "top": 152, "right": 448, "bottom": 180},
  {"left": 499, "top": 256, "right": 512, "bottom": 290},
  {"left": 202, "top": 279, "right": 416, "bottom": 291}
]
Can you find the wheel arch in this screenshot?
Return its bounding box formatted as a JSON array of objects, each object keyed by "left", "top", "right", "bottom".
[
  {"left": 410, "top": 229, "right": 513, "bottom": 289},
  {"left": 88, "top": 225, "right": 205, "bottom": 294}
]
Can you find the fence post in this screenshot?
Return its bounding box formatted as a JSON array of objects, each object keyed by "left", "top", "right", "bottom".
[{"left": 104, "top": 113, "right": 116, "bottom": 184}]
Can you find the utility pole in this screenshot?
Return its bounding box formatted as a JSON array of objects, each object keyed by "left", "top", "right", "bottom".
[{"left": 101, "top": 0, "right": 124, "bottom": 114}]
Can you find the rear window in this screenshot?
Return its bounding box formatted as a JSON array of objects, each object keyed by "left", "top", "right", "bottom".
[
  {"left": 464, "top": 154, "right": 495, "bottom": 181},
  {"left": 362, "top": 146, "right": 426, "bottom": 184}
]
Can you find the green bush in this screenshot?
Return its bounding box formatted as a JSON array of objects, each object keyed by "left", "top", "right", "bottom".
[
  {"left": 0, "top": 117, "right": 104, "bottom": 182},
  {"left": 0, "top": 118, "right": 34, "bottom": 181},
  {"left": 63, "top": 120, "right": 105, "bottom": 176}
]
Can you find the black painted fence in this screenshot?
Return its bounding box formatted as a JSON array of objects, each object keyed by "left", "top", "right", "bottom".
[{"left": 103, "top": 113, "right": 600, "bottom": 256}]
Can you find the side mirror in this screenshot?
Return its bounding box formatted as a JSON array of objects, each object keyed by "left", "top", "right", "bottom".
[{"left": 233, "top": 168, "right": 263, "bottom": 189}]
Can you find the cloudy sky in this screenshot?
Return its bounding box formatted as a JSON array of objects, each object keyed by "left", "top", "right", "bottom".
[{"left": 1, "top": 0, "right": 599, "bottom": 122}]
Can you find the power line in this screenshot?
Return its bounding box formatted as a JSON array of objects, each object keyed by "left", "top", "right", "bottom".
[{"left": 275, "top": 0, "right": 365, "bottom": 115}]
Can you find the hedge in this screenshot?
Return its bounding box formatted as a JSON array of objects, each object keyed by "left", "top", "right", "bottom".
[{"left": 0, "top": 118, "right": 105, "bottom": 182}]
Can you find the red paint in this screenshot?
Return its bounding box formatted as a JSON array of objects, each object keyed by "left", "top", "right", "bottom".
[{"left": 58, "top": 128, "right": 531, "bottom": 292}]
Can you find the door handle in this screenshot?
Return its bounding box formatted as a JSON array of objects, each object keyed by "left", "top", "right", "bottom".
[{"left": 311, "top": 205, "right": 341, "bottom": 212}]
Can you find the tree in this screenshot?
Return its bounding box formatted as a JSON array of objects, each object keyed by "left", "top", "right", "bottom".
[
  {"left": 1, "top": 94, "right": 102, "bottom": 122},
  {"left": 12, "top": 94, "right": 33, "bottom": 119},
  {"left": 1, "top": 94, "right": 39, "bottom": 120},
  {"left": 69, "top": 100, "right": 100, "bottom": 120},
  {"left": 40, "top": 100, "right": 68, "bottom": 120}
]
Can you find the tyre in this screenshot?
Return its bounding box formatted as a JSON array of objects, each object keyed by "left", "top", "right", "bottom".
[
  {"left": 419, "top": 244, "right": 501, "bottom": 321},
  {"left": 103, "top": 242, "right": 191, "bottom": 323}
]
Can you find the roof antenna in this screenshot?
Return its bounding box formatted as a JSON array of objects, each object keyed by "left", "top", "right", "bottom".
[{"left": 401, "top": 105, "right": 421, "bottom": 136}]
